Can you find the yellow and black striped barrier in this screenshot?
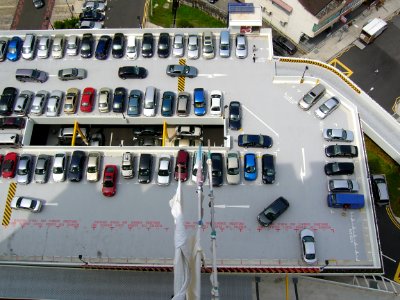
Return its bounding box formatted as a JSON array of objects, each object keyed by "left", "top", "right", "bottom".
[
  {"left": 279, "top": 58, "right": 361, "bottom": 94},
  {"left": 178, "top": 59, "right": 186, "bottom": 92},
  {"left": 2, "top": 182, "right": 16, "bottom": 226}
]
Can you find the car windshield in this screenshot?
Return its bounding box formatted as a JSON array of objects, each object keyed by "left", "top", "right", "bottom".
[
  {"left": 127, "top": 46, "right": 136, "bottom": 52},
  {"left": 35, "top": 168, "right": 45, "bottom": 175},
  {"left": 212, "top": 170, "right": 222, "bottom": 177},
  {"left": 228, "top": 167, "right": 239, "bottom": 175},
  {"left": 103, "top": 179, "right": 114, "bottom": 188},
  {"left": 87, "top": 166, "right": 97, "bottom": 173},
  {"left": 17, "top": 167, "right": 28, "bottom": 175},
  {"left": 174, "top": 42, "right": 182, "bottom": 49},
  {"left": 303, "top": 94, "right": 314, "bottom": 104},
  {"left": 144, "top": 101, "right": 154, "bottom": 109},
  {"left": 139, "top": 169, "right": 149, "bottom": 176},
  {"left": 188, "top": 42, "right": 197, "bottom": 51},
  {"left": 113, "top": 44, "right": 122, "bottom": 50},
  {"left": 128, "top": 105, "right": 138, "bottom": 113},
  {"left": 237, "top": 42, "right": 245, "bottom": 50},
  {"left": 159, "top": 169, "right": 169, "bottom": 176},
  {"left": 320, "top": 103, "right": 331, "bottom": 113},
  {"left": 53, "top": 167, "right": 63, "bottom": 174},
  {"left": 122, "top": 165, "right": 132, "bottom": 171},
  {"left": 266, "top": 169, "right": 275, "bottom": 176},
  {"left": 194, "top": 102, "right": 204, "bottom": 108},
  {"left": 246, "top": 166, "right": 256, "bottom": 173},
  {"left": 70, "top": 166, "right": 80, "bottom": 173},
  {"left": 53, "top": 44, "right": 61, "bottom": 51},
  {"left": 230, "top": 113, "right": 239, "bottom": 121},
  {"left": 39, "top": 44, "right": 47, "bottom": 50}
]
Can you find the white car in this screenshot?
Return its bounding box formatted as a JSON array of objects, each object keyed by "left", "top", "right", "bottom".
[
  {"left": 87, "top": 152, "right": 101, "bottom": 182},
  {"left": 37, "top": 35, "right": 51, "bottom": 59},
  {"left": 98, "top": 87, "right": 111, "bottom": 113},
  {"left": 172, "top": 34, "right": 184, "bottom": 57},
  {"left": 52, "top": 35, "right": 64, "bottom": 59},
  {"left": 82, "top": 1, "right": 106, "bottom": 12},
  {"left": 323, "top": 128, "right": 354, "bottom": 142},
  {"left": 11, "top": 196, "right": 42, "bottom": 212},
  {"left": 52, "top": 153, "right": 68, "bottom": 182},
  {"left": 300, "top": 229, "right": 317, "bottom": 264},
  {"left": 226, "top": 151, "right": 240, "bottom": 185},
  {"left": 187, "top": 35, "right": 199, "bottom": 59},
  {"left": 46, "top": 90, "right": 63, "bottom": 117},
  {"left": 210, "top": 90, "right": 223, "bottom": 116},
  {"left": 191, "top": 151, "right": 206, "bottom": 183},
  {"left": 126, "top": 36, "right": 138, "bottom": 59},
  {"left": 66, "top": 35, "right": 79, "bottom": 56},
  {"left": 175, "top": 125, "right": 202, "bottom": 137},
  {"left": 30, "top": 90, "right": 49, "bottom": 116},
  {"left": 157, "top": 155, "right": 171, "bottom": 186},
  {"left": 235, "top": 34, "right": 247, "bottom": 59}
]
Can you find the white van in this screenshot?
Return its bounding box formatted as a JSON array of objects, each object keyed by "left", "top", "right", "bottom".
[
  {"left": 360, "top": 18, "right": 388, "bottom": 44},
  {"left": 22, "top": 34, "right": 36, "bottom": 60},
  {"left": 143, "top": 86, "right": 156, "bottom": 117},
  {"left": 126, "top": 36, "right": 138, "bottom": 59}
]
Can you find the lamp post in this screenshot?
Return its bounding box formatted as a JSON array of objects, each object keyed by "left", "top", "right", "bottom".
[
  {"left": 65, "top": 0, "right": 74, "bottom": 18},
  {"left": 45, "top": 17, "right": 54, "bottom": 30},
  {"left": 78, "top": 254, "right": 88, "bottom": 265},
  {"left": 300, "top": 66, "right": 308, "bottom": 84}
]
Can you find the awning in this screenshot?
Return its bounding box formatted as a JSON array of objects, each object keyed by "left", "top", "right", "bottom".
[{"left": 271, "top": 0, "right": 293, "bottom": 14}]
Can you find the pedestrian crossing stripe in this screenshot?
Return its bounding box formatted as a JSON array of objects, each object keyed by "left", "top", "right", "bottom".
[
  {"left": 2, "top": 182, "right": 16, "bottom": 227},
  {"left": 394, "top": 261, "right": 400, "bottom": 283}
]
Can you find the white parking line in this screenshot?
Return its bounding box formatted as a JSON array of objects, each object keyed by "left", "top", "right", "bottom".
[
  {"left": 300, "top": 147, "right": 306, "bottom": 182},
  {"left": 242, "top": 104, "right": 279, "bottom": 137},
  {"left": 382, "top": 254, "right": 396, "bottom": 263},
  {"left": 44, "top": 203, "right": 58, "bottom": 206}
]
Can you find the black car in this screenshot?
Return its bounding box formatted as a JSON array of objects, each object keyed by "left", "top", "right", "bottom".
[
  {"left": 80, "top": 33, "right": 94, "bottom": 58},
  {"left": 161, "top": 91, "right": 175, "bottom": 116},
  {"left": 0, "top": 87, "right": 18, "bottom": 116},
  {"left": 68, "top": 150, "right": 86, "bottom": 182},
  {"left": 112, "top": 33, "right": 125, "bottom": 58},
  {"left": 273, "top": 36, "right": 297, "bottom": 55},
  {"left": 211, "top": 153, "right": 223, "bottom": 187},
  {"left": 0, "top": 38, "right": 9, "bottom": 62},
  {"left": 95, "top": 35, "right": 112, "bottom": 60},
  {"left": 324, "top": 162, "right": 354, "bottom": 176},
  {"left": 127, "top": 89, "right": 142, "bottom": 117},
  {"left": 325, "top": 145, "right": 358, "bottom": 158},
  {"left": 257, "top": 197, "right": 289, "bottom": 227},
  {"left": 133, "top": 126, "right": 162, "bottom": 137},
  {"left": 138, "top": 154, "right": 153, "bottom": 183},
  {"left": 157, "top": 32, "right": 170, "bottom": 58},
  {"left": 228, "top": 101, "right": 241, "bottom": 130},
  {"left": 238, "top": 134, "right": 273, "bottom": 148},
  {"left": 0, "top": 117, "right": 25, "bottom": 129},
  {"left": 118, "top": 66, "right": 147, "bottom": 79},
  {"left": 79, "top": 10, "right": 104, "bottom": 22},
  {"left": 112, "top": 87, "right": 126, "bottom": 113},
  {"left": 142, "top": 33, "right": 154, "bottom": 58},
  {"left": 262, "top": 154, "right": 275, "bottom": 184}
]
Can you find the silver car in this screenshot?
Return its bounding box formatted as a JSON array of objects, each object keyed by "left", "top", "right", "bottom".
[
  {"left": 14, "top": 90, "right": 34, "bottom": 116},
  {"left": 30, "top": 90, "right": 49, "bottom": 115},
  {"left": 16, "top": 154, "right": 34, "bottom": 184},
  {"left": 226, "top": 151, "right": 240, "bottom": 185},
  {"left": 66, "top": 35, "right": 79, "bottom": 56},
  {"left": 298, "top": 84, "right": 326, "bottom": 110},
  {"left": 157, "top": 155, "right": 171, "bottom": 186},
  {"left": 328, "top": 179, "right": 359, "bottom": 193},
  {"left": 37, "top": 35, "right": 51, "bottom": 59},
  {"left": 87, "top": 152, "right": 101, "bottom": 182},
  {"left": 46, "top": 90, "right": 63, "bottom": 117},
  {"left": 34, "top": 154, "right": 51, "bottom": 183},
  {"left": 52, "top": 34, "right": 64, "bottom": 59},
  {"left": 98, "top": 88, "right": 111, "bottom": 113},
  {"left": 58, "top": 68, "right": 86, "bottom": 81},
  {"left": 323, "top": 128, "right": 354, "bottom": 142},
  {"left": 166, "top": 64, "right": 197, "bottom": 78},
  {"left": 202, "top": 31, "right": 215, "bottom": 59},
  {"left": 187, "top": 34, "right": 199, "bottom": 59},
  {"left": 172, "top": 34, "right": 184, "bottom": 57},
  {"left": 11, "top": 196, "right": 42, "bottom": 212},
  {"left": 314, "top": 97, "right": 340, "bottom": 119},
  {"left": 300, "top": 229, "right": 317, "bottom": 264},
  {"left": 52, "top": 152, "right": 67, "bottom": 182},
  {"left": 235, "top": 34, "right": 247, "bottom": 59},
  {"left": 82, "top": 1, "right": 106, "bottom": 12}
]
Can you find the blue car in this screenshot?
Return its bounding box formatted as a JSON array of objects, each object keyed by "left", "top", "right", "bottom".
[
  {"left": 127, "top": 89, "right": 142, "bottom": 116},
  {"left": 193, "top": 88, "right": 206, "bottom": 116},
  {"left": 7, "top": 36, "right": 22, "bottom": 61},
  {"left": 161, "top": 91, "right": 175, "bottom": 116},
  {"left": 244, "top": 153, "right": 257, "bottom": 181}
]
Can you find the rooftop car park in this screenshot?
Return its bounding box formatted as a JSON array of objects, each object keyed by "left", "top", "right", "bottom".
[{"left": 0, "top": 28, "right": 384, "bottom": 274}]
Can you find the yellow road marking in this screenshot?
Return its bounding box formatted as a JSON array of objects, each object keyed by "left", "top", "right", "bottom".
[
  {"left": 386, "top": 206, "right": 400, "bottom": 230},
  {"left": 328, "top": 58, "right": 353, "bottom": 77},
  {"left": 394, "top": 262, "right": 400, "bottom": 283},
  {"left": 2, "top": 182, "right": 17, "bottom": 227},
  {"left": 178, "top": 59, "right": 186, "bottom": 92},
  {"left": 391, "top": 97, "right": 400, "bottom": 114}
]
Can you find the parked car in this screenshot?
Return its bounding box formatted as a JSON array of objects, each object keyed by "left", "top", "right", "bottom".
[
  {"left": 172, "top": 34, "right": 184, "bottom": 57},
  {"left": 175, "top": 125, "right": 202, "bottom": 138},
  {"left": 228, "top": 101, "right": 241, "bottom": 130},
  {"left": 238, "top": 134, "right": 273, "bottom": 148},
  {"left": 235, "top": 34, "right": 247, "bottom": 59},
  {"left": 34, "top": 154, "right": 51, "bottom": 183},
  {"left": 87, "top": 152, "right": 101, "bottom": 182},
  {"left": 13, "top": 90, "right": 33, "bottom": 116},
  {"left": 174, "top": 150, "right": 189, "bottom": 182},
  {"left": 95, "top": 35, "right": 112, "bottom": 60},
  {"left": 21, "top": 33, "right": 36, "bottom": 60},
  {"left": 68, "top": 150, "right": 86, "bottom": 182},
  {"left": 0, "top": 87, "right": 18, "bottom": 116},
  {"left": 102, "top": 165, "right": 117, "bottom": 197},
  {"left": 51, "top": 34, "right": 64, "bottom": 58},
  {"left": 112, "top": 87, "right": 126, "bottom": 113},
  {"left": 0, "top": 117, "right": 25, "bottom": 129},
  {"left": 202, "top": 31, "right": 215, "bottom": 59},
  {"left": 79, "top": 10, "right": 104, "bottom": 22},
  {"left": 2, "top": 152, "right": 18, "bottom": 178},
  {"left": 66, "top": 35, "right": 79, "bottom": 56},
  {"left": 211, "top": 152, "right": 223, "bottom": 187},
  {"left": 142, "top": 33, "right": 154, "bottom": 58},
  {"left": 112, "top": 33, "right": 125, "bottom": 58},
  {"left": 30, "top": 90, "right": 49, "bottom": 115},
  {"left": 46, "top": 90, "right": 63, "bottom": 117},
  {"left": 166, "top": 64, "right": 198, "bottom": 78},
  {"left": 58, "top": 68, "right": 86, "bottom": 81},
  {"left": 52, "top": 152, "right": 68, "bottom": 182},
  {"left": 64, "top": 88, "right": 79, "bottom": 114},
  {"left": 257, "top": 197, "right": 290, "bottom": 227},
  {"left": 121, "top": 152, "right": 134, "bottom": 179},
  {"left": 126, "top": 35, "right": 138, "bottom": 59},
  {"left": 80, "top": 87, "right": 95, "bottom": 113},
  {"left": 371, "top": 174, "right": 390, "bottom": 206},
  {"left": 80, "top": 33, "right": 94, "bottom": 58},
  {"left": 176, "top": 92, "right": 190, "bottom": 116},
  {"left": 143, "top": 86, "right": 157, "bottom": 117},
  {"left": 315, "top": 97, "right": 340, "bottom": 119},
  {"left": 6, "top": 36, "right": 22, "bottom": 61},
  {"left": 0, "top": 37, "right": 9, "bottom": 61},
  {"left": 194, "top": 88, "right": 206, "bottom": 116},
  {"left": 191, "top": 151, "right": 207, "bottom": 183},
  {"left": 300, "top": 229, "right": 317, "bottom": 264},
  {"left": 328, "top": 179, "right": 359, "bottom": 193},
  {"left": 325, "top": 145, "right": 358, "bottom": 158},
  {"left": 79, "top": 20, "right": 103, "bottom": 29},
  {"left": 138, "top": 154, "right": 153, "bottom": 183},
  {"left": 82, "top": 1, "right": 106, "bottom": 12},
  {"left": 157, "top": 32, "right": 170, "bottom": 58},
  {"left": 244, "top": 153, "right": 257, "bottom": 181},
  {"left": 127, "top": 89, "right": 142, "bottom": 116},
  {"left": 157, "top": 155, "right": 171, "bottom": 185},
  {"left": 118, "top": 66, "right": 147, "bottom": 79},
  {"left": 323, "top": 128, "right": 354, "bottom": 142},
  {"left": 324, "top": 162, "right": 354, "bottom": 176},
  {"left": 226, "top": 151, "right": 240, "bottom": 185},
  {"left": 187, "top": 34, "right": 199, "bottom": 59},
  {"left": 161, "top": 91, "right": 175, "bottom": 117},
  {"left": 273, "top": 35, "right": 297, "bottom": 55},
  {"left": 210, "top": 90, "right": 222, "bottom": 116},
  {"left": 16, "top": 154, "right": 33, "bottom": 184},
  {"left": 10, "top": 196, "right": 42, "bottom": 212},
  {"left": 37, "top": 35, "right": 51, "bottom": 58},
  {"left": 98, "top": 88, "right": 111, "bottom": 113},
  {"left": 298, "top": 84, "right": 326, "bottom": 110},
  {"left": 219, "top": 30, "right": 230, "bottom": 58},
  {"left": 262, "top": 154, "right": 275, "bottom": 184}
]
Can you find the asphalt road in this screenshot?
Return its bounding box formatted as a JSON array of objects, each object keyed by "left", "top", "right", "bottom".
[
  {"left": 15, "top": 0, "right": 55, "bottom": 30},
  {"left": 104, "top": 0, "right": 146, "bottom": 28},
  {"left": 338, "top": 14, "right": 400, "bottom": 113}
]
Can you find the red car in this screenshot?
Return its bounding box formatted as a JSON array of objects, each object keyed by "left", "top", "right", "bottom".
[
  {"left": 102, "top": 165, "right": 117, "bottom": 197},
  {"left": 80, "top": 87, "right": 95, "bottom": 112},
  {"left": 174, "top": 150, "right": 189, "bottom": 182},
  {"left": 2, "top": 152, "right": 18, "bottom": 178}
]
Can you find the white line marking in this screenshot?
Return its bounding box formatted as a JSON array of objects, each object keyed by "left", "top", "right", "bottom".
[
  {"left": 382, "top": 254, "right": 396, "bottom": 263},
  {"left": 242, "top": 105, "right": 279, "bottom": 137},
  {"left": 44, "top": 203, "right": 58, "bottom": 206},
  {"left": 214, "top": 205, "right": 250, "bottom": 209},
  {"left": 300, "top": 147, "right": 306, "bottom": 182}
]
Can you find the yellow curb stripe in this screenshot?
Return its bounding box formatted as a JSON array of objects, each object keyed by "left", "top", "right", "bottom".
[
  {"left": 2, "top": 182, "right": 17, "bottom": 227},
  {"left": 394, "top": 262, "right": 400, "bottom": 283},
  {"left": 328, "top": 58, "right": 353, "bottom": 77},
  {"left": 386, "top": 206, "right": 400, "bottom": 230}
]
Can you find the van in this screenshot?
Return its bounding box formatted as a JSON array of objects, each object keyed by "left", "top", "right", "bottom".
[
  {"left": 360, "top": 18, "right": 388, "bottom": 44},
  {"left": 371, "top": 174, "right": 389, "bottom": 206},
  {"left": 138, "top": 153, "right": 153, "bottom": 183},
  {"left": 143, "top": 86, "right": 157, "bottom": 117},
  {"left": 22, "top": 34, "right": 36, "bottom": 60},
  {"left": 219, "top": 30, "right": 230, "bottom": 58},
  {"left": 327, "top": 193, "right": 365, "bottom": 209},
  {"left": 16, "top": 68, "right": 48, "bottom": 83}
]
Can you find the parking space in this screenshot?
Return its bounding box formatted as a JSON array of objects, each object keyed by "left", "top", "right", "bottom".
[{"left": 0, "top": 29, "right": 380, "bottom": 272}]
